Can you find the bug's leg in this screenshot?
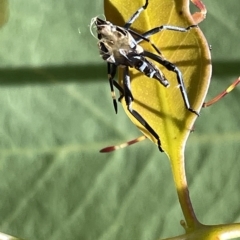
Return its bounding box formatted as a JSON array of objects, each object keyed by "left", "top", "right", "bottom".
[
  {"left": 123, "top": 67, "right": 164, "bottom": 152},
  {"left": 130, "top": 25, "right": 197, "bottom": 56},
  {"left": 144, "top": 50, "right": 199, "bottom": 116},
  {"left": 191, "top": 0, "right": 207, "bottom": 24},
  {"left": 113, "top": 80, "right": 125, "bottom": 102},
  {"left": 138, "top": 25, "right": 198, "bottom": 43},
  {"left": 100, "top": 135, "right": 147, "bottom": 153},
  {"left": 108, "top": 63, "right": 118, "bottom": 113},
  {"left": 112, "top": 76, "right": 134, "bottom": 103},
  {"left": 129, "top": 29, "right": 163, "bottom": 55},
  {"left": 203, "top": 77, "right": 240, "bottom": 107},
  {"left": 108, "top": 66, "right": 134, "bottom": 108},
  {"left": 124, "top": 0, "right": 148, "bottom": 29},
  {"left": 113, "top": 80, "right": 124, "bottom": 93}
]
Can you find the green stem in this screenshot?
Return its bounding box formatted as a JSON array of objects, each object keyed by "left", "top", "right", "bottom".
[{"left": 169, "top": 149, "right": 201, "bottom": 231}]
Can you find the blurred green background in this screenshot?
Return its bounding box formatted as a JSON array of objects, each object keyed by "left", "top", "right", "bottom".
[{"left": 0, "top": 0, "right": 239, "bottom": 239}]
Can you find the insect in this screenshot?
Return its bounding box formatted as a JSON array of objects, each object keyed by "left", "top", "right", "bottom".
[{"left": 91, "top": 0, "right": 201, "bottom": 152}]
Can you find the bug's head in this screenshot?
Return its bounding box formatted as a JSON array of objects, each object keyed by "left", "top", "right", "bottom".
[
  {"left": 90, "top": 17, "right": 111, "bottom": 39},
  {"left": 94, "top": 18, "right": 108, "bottom": 28},
  {"left": 91, "top": 17, "right": 129, "bottom": 43}
]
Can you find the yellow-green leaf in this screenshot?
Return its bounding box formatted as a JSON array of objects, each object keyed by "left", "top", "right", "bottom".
[{"left": 104, "top": 0, "right": 212, "bottom": 158}]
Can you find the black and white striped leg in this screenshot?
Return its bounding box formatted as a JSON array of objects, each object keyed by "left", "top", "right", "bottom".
[
  {"left": 124, "top": 0, "right": 148, "bottom": 29},
  {"left": 123, "top": 67, "right": 164, "bottom": 152},
  {"left": 112, "top": 80, "right": 133, "bottom": 103},
  {"left": 130, "top": 25, "right": 198, "bottom": 56},
  {"left": 144, "top": 50, "right": 199, "bottom": 116},
  {"left": 140, "top": 25, "right": 198, "bottom": 41},
  {"left": 107, "top": 63, "right": 118, "bottom": 113},
  {"left": 113, "top": 80, "right": 124, "bottom": 102}
]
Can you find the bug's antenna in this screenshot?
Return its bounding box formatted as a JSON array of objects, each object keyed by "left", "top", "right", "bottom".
[
  {"left": 90, "top": 15, "right": 107, "bottom": 40},
  {"left": 89, "top": 17, "right": 99, "bottom": 40}
]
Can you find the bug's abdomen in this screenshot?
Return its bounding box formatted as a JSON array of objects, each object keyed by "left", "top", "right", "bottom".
[{"left": 130, "top": 54, "right": 169, "bottom": 87}]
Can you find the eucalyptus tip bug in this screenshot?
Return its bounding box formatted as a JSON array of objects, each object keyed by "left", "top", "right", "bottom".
[{"left": 91, "top": 0, "right": 202, "bottom": 152}]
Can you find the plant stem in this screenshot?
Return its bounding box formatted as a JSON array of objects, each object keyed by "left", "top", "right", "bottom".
[{"left": 169, "top": 149, "right": 201, "bottom": 231}]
